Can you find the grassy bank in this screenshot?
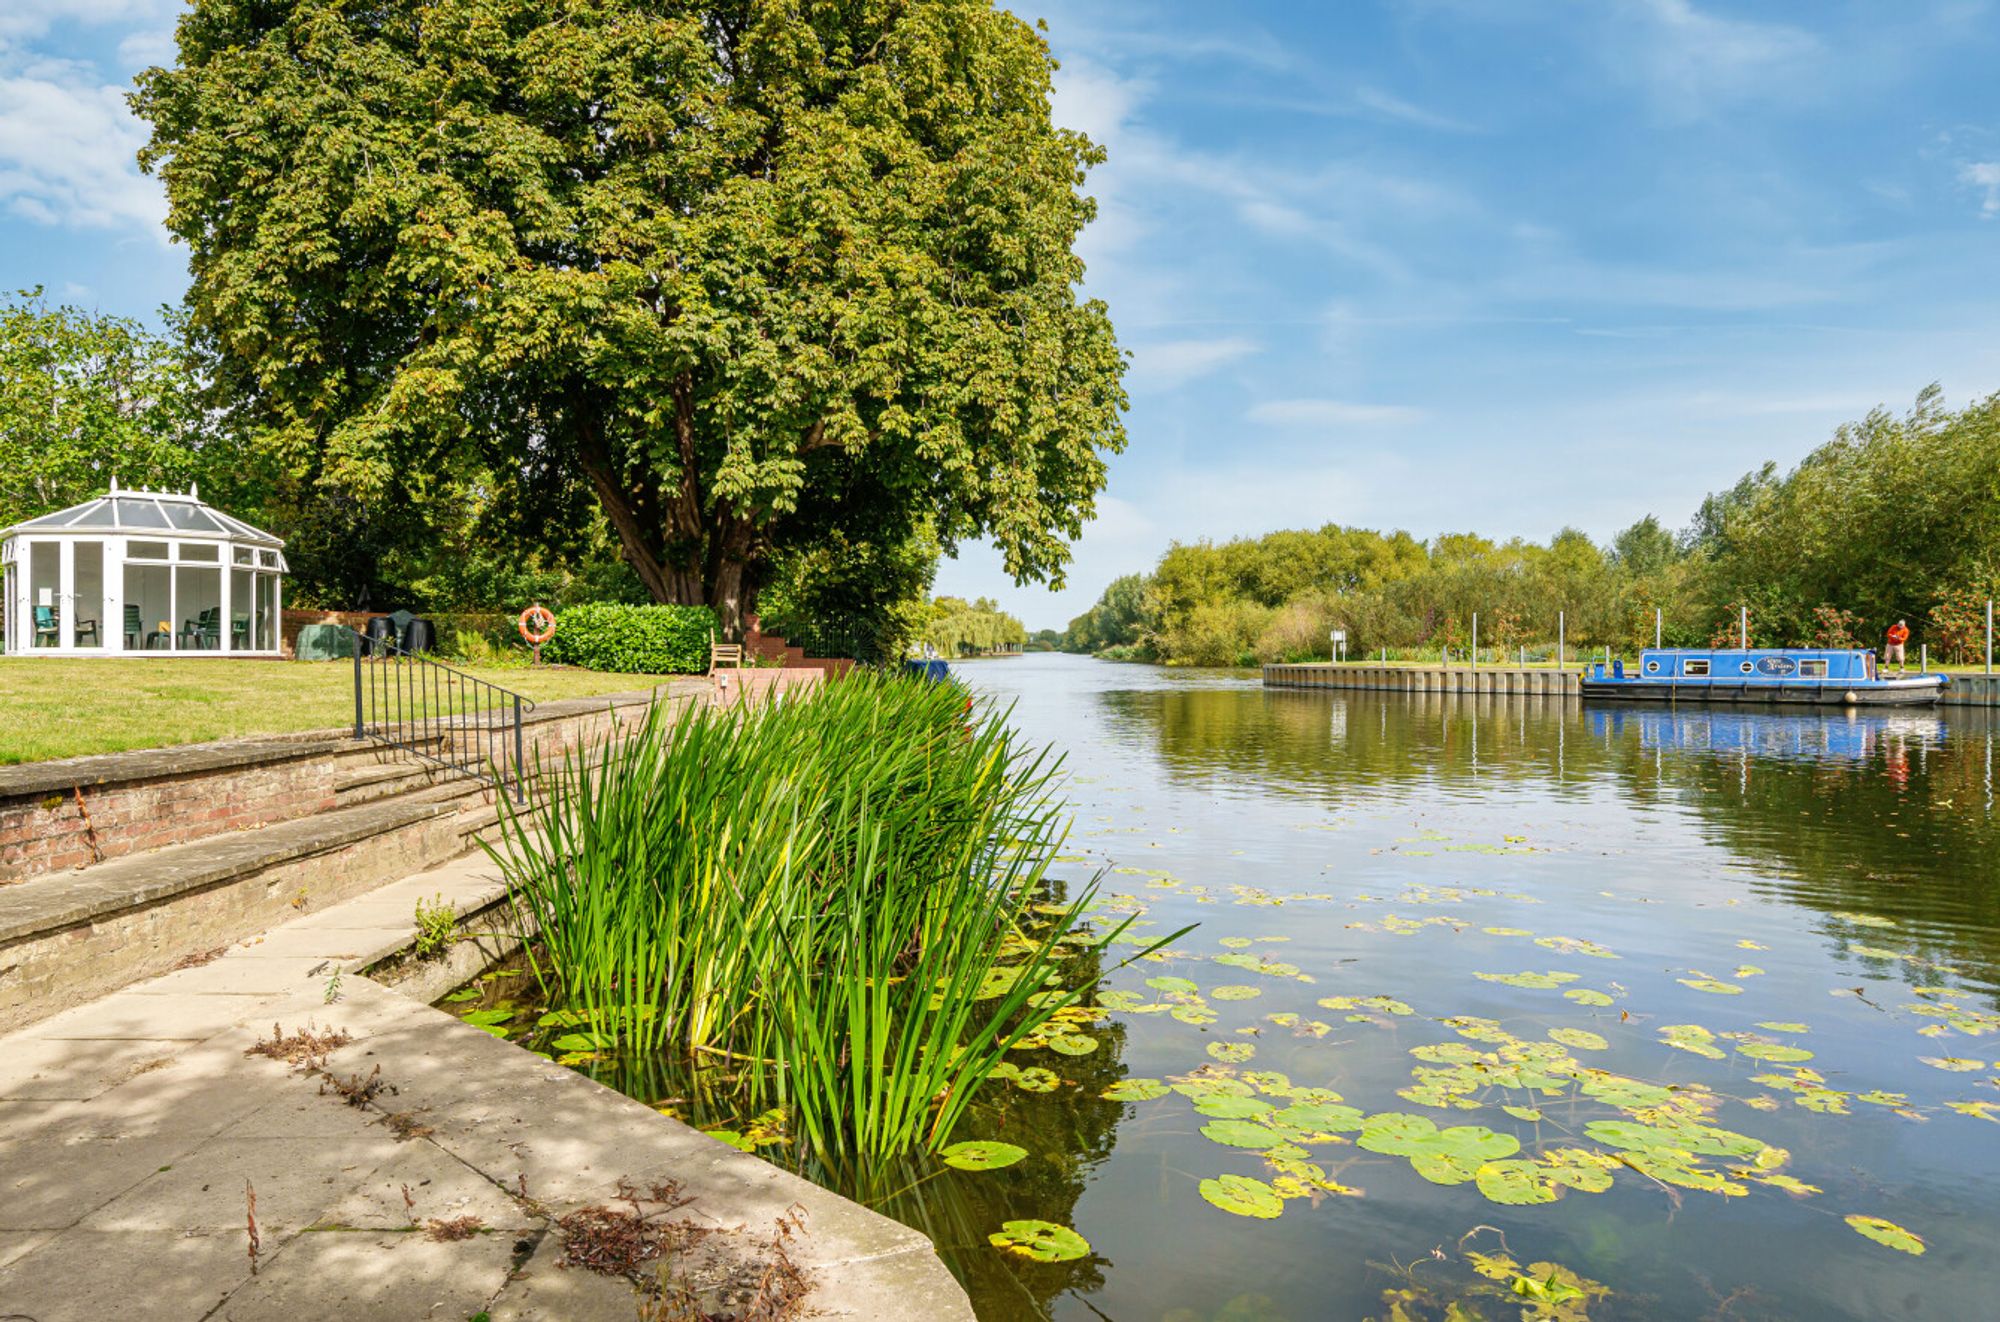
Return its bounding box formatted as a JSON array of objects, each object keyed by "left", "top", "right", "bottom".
[{"left": 0, "top": 658, "right": 684, "bottom": 764}]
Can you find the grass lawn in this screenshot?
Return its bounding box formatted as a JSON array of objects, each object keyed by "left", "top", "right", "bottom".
[{"left": 0, "top": 658, "right": 688, "bottom": 765}]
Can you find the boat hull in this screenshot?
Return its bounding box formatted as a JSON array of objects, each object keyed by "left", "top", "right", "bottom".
[{"left": 1579, "top": 676, "right": 1945, "bottom": 707}]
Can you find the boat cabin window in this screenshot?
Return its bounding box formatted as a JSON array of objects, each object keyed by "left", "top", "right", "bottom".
[
  {"left": 1740, "top": 661, "right": 1756, "bottom": 674},
  {"left": 1682, "top": 658, "right": 1710, "bottom": 677},
  {"left": 1799, "top": 659, "right": 1828, "bottom": 677},
  {"left": 1644, "top": 660, "right": 1661, "bottom": 675}
]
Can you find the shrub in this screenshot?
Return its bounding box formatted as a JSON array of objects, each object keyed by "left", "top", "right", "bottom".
[
  {"left": 1928, "top": 582, "right": 2000, "bottom": 664},
  {"left": 1806, "top": 604, "right": 1865, "bottom": 650},
  {"left": 540, "top": 603, "right": 718, "bottom": 674}
]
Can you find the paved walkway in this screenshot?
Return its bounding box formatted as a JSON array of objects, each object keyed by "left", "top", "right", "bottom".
[{"left": 0, "top": 850, "right": 972, "bottom": 1320}]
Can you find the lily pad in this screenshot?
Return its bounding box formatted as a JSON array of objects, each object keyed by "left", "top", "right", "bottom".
[
  {"left": 1101, "top": 1078, "right": 1170, "bottom": 1102},
  {"left": 1201, "top": 1120, "right": 1287, "bottom": 1150},
  {"left": 1193, "top": 1095, "right": 1276, "bottom": 1120},
  {"left": 1047, "top": 1033, "right": 1099, "bottom": 1057},
  {"left": 1210, "top": 985, "right": 1263, "bottom": 1001},
  {"left": 942, "top": 1140, "right": 1027, "bottom": 1171},
  {"left": 1659, "top": 1024, "right": 1726, "bottom": 1059},
  {"left": 1756, "top": 1021, "right": 1809, "bottom": 1033},
  {"left": 1207, "top": 1041, "right": 1256, "bottom": 1064},
  {"left": 1476, "top": 1159, "right": 1563, "bottom": 1206},
  {"left": 1564, "top": 988, "right": 1615, "bottom": 1007},
  {"left": 1013, "top": 1067, "right": 1061, "bottom": 1093},
  {"left": 1678, "top": 975, "right": 1743, "bottom": 995},
  {"left": 989, "top": 1219, "right": 1091, "bottom": 1263},
  {"left": 1146, "top": 975, "right": 1200, "bottom": 996},
  {"left": 549, "top": 1030, "right": 612, "bottom": 1052},
  {"left": 1198, "top": 1173, "right": 1284, "bottom": 1219},
  {"left": 1845, "top": 1214, "right": 1925, "bottom": 1255},
  {"left": 1475, "top": 970, "right": 1579, "bottom": 990},
  {"left": 1918, "top": 1057, "right": 1985, "bottom": 1072},
  {"left": 1549, "top": 1028, "right": 1608, "bottom": 1051},
  {"left": 442, "top": 989, "right": 481, "bottom": 1003},
  {"left": 1736, "top": 1042, "right": 1814, "bottom": 1064}
]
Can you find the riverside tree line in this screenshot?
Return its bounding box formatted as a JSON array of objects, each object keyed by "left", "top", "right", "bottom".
[{"left": 1064, "top": 387, "right": 2000, "bottom": 667}]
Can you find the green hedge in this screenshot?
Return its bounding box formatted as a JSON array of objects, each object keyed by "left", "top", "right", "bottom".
[{"left": 540, "top": 602, "right": 717, "bottom": 674}]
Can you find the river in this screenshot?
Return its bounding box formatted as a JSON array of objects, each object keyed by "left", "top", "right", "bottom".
[{"left": 931, "top": 653, "right": 2000, "bottom": 1321}]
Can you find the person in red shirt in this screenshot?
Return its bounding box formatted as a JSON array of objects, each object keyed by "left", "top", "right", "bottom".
[{"left": 1885, "top": 619, "right": 1910, "bottom": 672}]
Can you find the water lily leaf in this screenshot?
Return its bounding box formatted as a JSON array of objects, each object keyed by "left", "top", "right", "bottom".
[
  {"left": 1172, "top": 1077, "right": 1255, "bottom": 1100},
  {"left": 1736, "top": 1042, "right": 1814, "bottom": 1063},
  {"left": 1756, "top": 1021, "right": 1809, "bottom": 1033},
  {"left": 1503, "top": 1106, "right": 1544, "bottom": 1123},
  {"left": 1146, "top": 976, "right": 1200, "bottom": 996},
  {"left": 1475, "top": 1159, "right": 1562, "bottom": 1205},
  {"left": 1207, "top": 1041, "right": 1256, "bottom": 1063},
  {"left": 1733, "top": 964, "right": 1766, "bottom": 978},
  {"left": 1753, "top": 1172, "right": 1820, "bottom": 1196},
  {"left": 1047, "top": 1033, "right": 1099, "bottom": 1057},
  {"left": 1410, "top": 1042, "right": 1484, "bottom": 1065},
  {"left": 1411, "top": 1152, "right": 1480, "bottom": 1185},
  {"left": 1013, "top": 1067, "right": 1061, "bottom": 1093},
  {"left": 1210, "top": 985, "right": 1263, "bottom": 1001},
  {"left": 1198, "top": 1173, "right": 1285, "bottom": 1218},
  {"left": 1201, "top": 1120, "right": 1287, "bottom": 1150},
  {"left": 1564, "top": 988, "right": 1615, "bottom": 1007},
  {"left": 550, "top": 1030, "right": 613, "bottom": 1052},
  {"left": 1095, "top": 989, "right": 1148, "bottom": 1012},
  {"left": 1919, "top": 1056, "right": 1985, "bottom": 1072},
  {"left": 1194, "top": 1095, "right": 1275, "bottom": 1120},
  {"left": 702, "top": 1129, "right": 754, "bottom": 1152},
  {"left": 1678, "top": 976, "right": 1743, "bottom": 995},
  {"left": 1357, "top": 1112, "right": 1440, "bottom": 1156},
  {"left": 1101, "top": 1078, "right": 1170, "bottom": 1102},
  {"left": 1845, "top": 1214, "right": 1925, "bottom": 1255},
  {"left": 1548, "top": 1028, "right": 1608, "bottom": 1051},
  {"left": 460, "top": 1008, "right": 513, "bottom": 1027},
  {"left": 942, "top": 1140, "right": 1027, "bottom": 1171},
  {"left": 1170, "top": 1004, "right": 1218, "bottom": 1026},
  {"left": 473, "top": 1023, "right": 513, "bottom": 1039},
  {"left": 442, "top": 989, "right": 481, "bottom": 1003},
  {"left": 1659, "top": 1024, "right": 1726, "bottom": 1059},
  {"left": 1217, "top": 936, "right": 1254, "bottom": 949},
  {"left": 1830, "top": 911, "right": 1897, "bottom": 929},
  {"left": 1541, "top": 1148, "right": 1618, "bottom": 1193},
  {"left": 989, "top": 1219, "right": 1091, "bottom": 1263},
  {"left": 1483, "top": 926, "right": 1533, "bottom": 937},
  {"left": 1274, "top": 1101, "right": 1367, "bottom": 1133},
  {"left": 1535, "top": 936, "right": 1618, "bottom": 959},
  {"left": 1475, "top": 970, "right": 1579, "bottom": 990},
  {"left": 1620, "top": 1150, "right": 1739, "bottom": 1193}
]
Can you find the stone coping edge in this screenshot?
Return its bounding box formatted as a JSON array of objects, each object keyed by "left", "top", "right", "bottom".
[{"left": 0, "top": 686, "right": 671, "bottom": 801}]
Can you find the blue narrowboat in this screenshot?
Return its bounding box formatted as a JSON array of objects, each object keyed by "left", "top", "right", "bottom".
[{"left": 1579, "top": 648, "right": 1946, "bottom": 706}]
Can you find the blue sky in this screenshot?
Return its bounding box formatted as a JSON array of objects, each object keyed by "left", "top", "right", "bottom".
[{"left": 5, "top": 2, "right": 1999, "bottom": 629}]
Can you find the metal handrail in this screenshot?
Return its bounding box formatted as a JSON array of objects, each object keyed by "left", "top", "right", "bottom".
[{"left": 351, "top": 630, "right": 536, "bottom": 803}]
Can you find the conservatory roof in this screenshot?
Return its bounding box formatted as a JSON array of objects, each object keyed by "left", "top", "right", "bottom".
[{"left": 0, "top": 483, "right": 284, "bottom": 548}]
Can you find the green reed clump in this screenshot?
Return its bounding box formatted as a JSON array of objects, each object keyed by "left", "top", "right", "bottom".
[{"left": 490, "top": 671, "right": 1148, "bottom": 1171}]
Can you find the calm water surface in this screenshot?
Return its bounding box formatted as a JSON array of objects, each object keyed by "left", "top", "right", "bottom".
[{"left": 929, "top": 654, "right": 2000, "bottom": 1321}]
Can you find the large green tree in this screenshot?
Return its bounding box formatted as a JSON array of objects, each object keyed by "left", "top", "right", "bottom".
[
  {"left": 0, "top": 290, "right": 211, "bottom": 519},
  {"left": 134, "top": 0, "right": 1126, "bottom": 634}
]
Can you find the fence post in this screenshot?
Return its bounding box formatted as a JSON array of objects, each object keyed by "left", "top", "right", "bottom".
[
  {"left": 352, "top": 637, "right": 364, "bottom": 738},
  {"left": 1987, "top": 599, "right": 1993, "bottom": 675},
  {"left": 1472, "top": 614, "right": 1478, "bottom": 670},
  {"left": 1655, "top": 608, "right": 1662, "bottom": 649},
  {"left": 1921, "top": 643, "right": 1928, "bottom": 674},
  {"left": 1558, "top": 611, "right": 1565, "bottom": 671},
  {"left": 513, "top": 695, "right": 525, "bottom": 806},
  {"left": 1739, "top": 606, "right": 1748, "bottom": 650}
]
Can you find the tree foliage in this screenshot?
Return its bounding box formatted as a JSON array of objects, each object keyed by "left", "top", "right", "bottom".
[
  {"left": 0, "top": 289, "right": 214, "bottom": 519},
  {"left": 1064, "top": 390, "right": 2000, "bottom": 666},
  {"left": 922, "top": 595, "right": 1025, "bottom": 655},
  {"left": 134, "top": 0, "right": 1126, "bottom": 635}
]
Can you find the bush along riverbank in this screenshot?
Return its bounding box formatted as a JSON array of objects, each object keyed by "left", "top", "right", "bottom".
[{"left": 484, "top": 672, "right": 1179, "bottom": 1177}]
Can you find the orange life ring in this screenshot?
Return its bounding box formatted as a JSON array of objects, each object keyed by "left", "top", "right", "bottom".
[{"left": 518, "top": 604, "right": 556, "bottom": 646}]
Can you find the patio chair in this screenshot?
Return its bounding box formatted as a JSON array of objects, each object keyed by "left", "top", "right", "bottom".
[
  {"left": 232, "top": 614, "right": 251, "bottom": 649},
  {"left": 74, "top": 611, "right": 99, "bottom": 646},
  {"left": 33, "top": 605, "right": 58, "bottom": 647},
  {"left": 125, "top": 604, "right": 143, "bottom": 650},
  {"left": 182, "top": 607, "right": 221, "bottom": 650},
  {"left": 710, "top": 629, "right": 745, "bottom": 672}
]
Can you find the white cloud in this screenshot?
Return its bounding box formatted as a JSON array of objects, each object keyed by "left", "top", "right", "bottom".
[
  {"left": 1353, "top": 86, "right": 1480, "bottom": 134},
  {"left": 1125, "top": 337, "right": 1259, "bottom": 392},
  {"left": 1248, "top": 399, "right": 1425, "bottom": 427},
  {"left": 0, "top": 0, "right": 177, "bottom": 44},
  {"left": 0, "top": 62, "right": 165, "bottom": 234},
  {"left": 1623, "top": 0, "right": 1821, "bottom": 117},
  {"left": 1961, "top": 162, "right": 2000, "bottom": 218}
]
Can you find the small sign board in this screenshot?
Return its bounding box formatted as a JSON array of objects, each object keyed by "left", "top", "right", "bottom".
[{"left": 1331, "top": 630, "right": 1347, "bottom": 644}]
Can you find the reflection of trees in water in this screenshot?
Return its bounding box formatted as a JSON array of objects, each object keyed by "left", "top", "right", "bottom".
[
  {"left": 1600, "top": 707, "right": 2000, "bottom": 991},
  {"left": 1102, "top": 687, "right": 1614, "bottom": 802},
  {"left": 1105, "top": 684, "right": 2000, "bottom": 992}
]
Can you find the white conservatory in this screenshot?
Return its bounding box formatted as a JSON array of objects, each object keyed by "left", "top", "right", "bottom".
[{"left": 0, "top": 483, "right": 287, "bottom": 656}]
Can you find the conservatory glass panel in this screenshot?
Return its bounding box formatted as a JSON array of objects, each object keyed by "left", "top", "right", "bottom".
[
  {"left": 179, "top": 542, "right": 219, "bottom": 562},
  {"left": 3, "top": 560, "right": 15, "bottom": 654},
  {"left": 113, "top": 499, "right": 170, "bottom": 529},
  {"left": 164, "top": 503, "right": 222, "bottom": 532},
  {"left": 70, "top": 503, "right": 118, "bottom": 528},
  {"left": 29, "top": 542, "right": 59, "bottom": 648},
  {"left": 231, "top": 568, "right": 254, "bottom": 651},
  {"left": 128, "top": 540, "right": 171, "bottom": 561},
  {"left": 124, "top": 563, "right": 172, "bottom": 650},
  {"left": 255, "top": 573, "right": 278, "bottom": 651},
  {"left": 174, "top": 566, "right": 221, "bottom": 650},
  {"left": 73, "top": 542, "right": 106, "bottom": 650}
]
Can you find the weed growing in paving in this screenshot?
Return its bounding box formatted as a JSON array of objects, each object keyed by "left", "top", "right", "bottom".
[{"left": 413, "top": 892, "right": 457, "bottom": 960}]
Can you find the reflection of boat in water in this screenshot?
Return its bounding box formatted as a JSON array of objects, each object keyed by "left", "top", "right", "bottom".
[
  {"left": 1588, "top": 705, "right": 1947, "bottom": 762},
  {"left": 1580, "top": 648, "right": 1945, "bottom": 706}
]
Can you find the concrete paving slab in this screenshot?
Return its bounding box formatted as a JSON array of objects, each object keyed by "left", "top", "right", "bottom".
[
  {"left": 0, "top": 1035, "right": 185, "bottom": 1100},
  {"left": 0, "top": 1228, "right": 249, "bottom": 1322},
  {"left": 484, "top": 1230, "right": 639, "bottom": 1322},
  {"left": 0, "top": 1133, "right": 201, "bottom": 1230},
  {"left": 313, "top": 1140, "right": 536, "bottom": 1232},
  {"left": 0, "top": 1229, "right": 51, "bottom": 1271},
  {"left": 78, "top": 1132, "right": 402, "bottom": 1233},
  {"left": 211, "top": 1228, "right": 522, "bottom": 1321},
  {"left": 15, "top": 991, "right": 266, "bottom": 1041},
  {"left": 124, "top": 957, "right": 337, "bottom": 997}
]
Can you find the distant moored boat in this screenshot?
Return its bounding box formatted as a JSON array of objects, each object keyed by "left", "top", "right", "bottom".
[{"left": 1579, "top": 648, "right": 1946, "bottom": 706}]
